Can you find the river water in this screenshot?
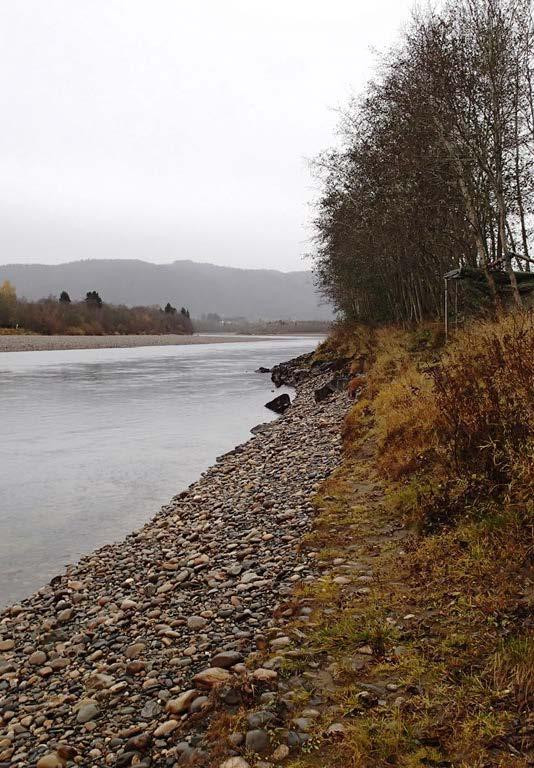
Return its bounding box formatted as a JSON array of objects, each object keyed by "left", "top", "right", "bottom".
[{"left": 0, "top": 336, "right": 321, "bottom": 606}]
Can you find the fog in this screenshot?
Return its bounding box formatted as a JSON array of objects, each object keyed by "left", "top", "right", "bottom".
[{"left": 0, "top": 0, "right": 413, "bottom": 270}]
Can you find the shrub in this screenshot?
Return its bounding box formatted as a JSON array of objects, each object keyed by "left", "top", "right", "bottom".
[
  {"left": 343, "top": 313, "right": 533, "bottom": 528},
  {"left": 432, "top": 311, "right": 534, "bottom": 492}
]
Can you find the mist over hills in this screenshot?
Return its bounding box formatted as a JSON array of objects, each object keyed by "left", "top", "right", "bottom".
[{"left": 0, "top": 259, "right": 332, "bottom": 321}]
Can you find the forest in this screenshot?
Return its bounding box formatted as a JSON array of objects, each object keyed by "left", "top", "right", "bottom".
[{"left": 312, "top": 0, "right": 534, "bottom": 323}]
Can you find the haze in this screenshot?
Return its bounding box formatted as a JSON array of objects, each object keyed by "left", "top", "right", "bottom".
[{"left": 0, "top": 0, "right": 412, "bottom": 271}]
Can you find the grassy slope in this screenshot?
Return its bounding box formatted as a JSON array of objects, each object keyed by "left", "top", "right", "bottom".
[
  {"left": 202, "top": 314, "right": 532, "bottom": 768},
  {"left": 281, "top": 314, "right": 533, "bottom": 767}
]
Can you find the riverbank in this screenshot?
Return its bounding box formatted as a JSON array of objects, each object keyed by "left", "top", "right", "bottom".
[
  {"left": 0, "top": 334, "right": 270, "bottom": 353},
  {"left": 0, "top": 361, "right": 348, "bottom": 767}
]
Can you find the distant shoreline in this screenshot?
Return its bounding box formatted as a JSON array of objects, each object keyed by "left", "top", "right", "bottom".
[{"left": 0, "top": 333, "right": 279, "bottom": 353}]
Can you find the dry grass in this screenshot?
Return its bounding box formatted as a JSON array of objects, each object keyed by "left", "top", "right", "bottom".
[
  {"left": 281, "top": 313, "right": 533, "bottom": 768},
  {"left": 312, "top": 323, "right": 372, "bottom": 364}
]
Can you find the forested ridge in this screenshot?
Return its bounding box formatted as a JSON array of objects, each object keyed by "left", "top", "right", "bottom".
[{"left": 312, "top": 0, "right": 534, "bottom": 323}]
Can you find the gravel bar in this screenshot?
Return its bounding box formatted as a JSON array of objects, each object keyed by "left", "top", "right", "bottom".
[{"left": 0, "top": 334, "right": 268, "bottom": 353}]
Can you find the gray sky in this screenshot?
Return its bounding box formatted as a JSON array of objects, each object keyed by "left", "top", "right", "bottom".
[{"left": 0, "top": 0, "right": 413, "bottom": 271}]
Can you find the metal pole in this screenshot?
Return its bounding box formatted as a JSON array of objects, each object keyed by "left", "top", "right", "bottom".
[{"left": 444, "top": 278, "right": 448, "bottom": 342}]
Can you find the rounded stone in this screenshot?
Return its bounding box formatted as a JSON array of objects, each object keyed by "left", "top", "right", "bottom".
[
  {"left": 165, "top": 689, "right": 198, "bottom": 715},
  {"left": 245, "top": 729, "right": 271, "bottom": 754},
  {"left": 75, "top": 700, "right": 100, "bottom": 724},
  {"left": 36, "top": 753, "right": 65, "bottom": 768},
  {"left": 125, "top": 642, "right": 145, "bottom": 659},
  {"left": 219, "top": 758, "right": 251, "bottom": 768},
  {"left": 29, "top": 650, "right": 47, "bottom": 665},
  {"left": 153, "top": 720, "right": 178, "bottom": 738},
  {"left": 193, "top": 667, "right": 232, "bottom": 688},
  {"left": 187, "top": 615, "right": 208, "bottom": 630}
]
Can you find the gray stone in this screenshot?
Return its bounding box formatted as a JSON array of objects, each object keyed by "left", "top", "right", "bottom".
[
  {"left": 246, "top": 710, "right": 274, "bottom": 729},
  {"left": 245, "top": 729, "right": 271, "bottom": 754},
  {"left": 75, "top": 701, "right": 100, "bottom": 723}
]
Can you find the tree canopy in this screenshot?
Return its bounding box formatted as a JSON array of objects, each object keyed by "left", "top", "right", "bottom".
[{"left": 312, "top": 0, "right": 534, "bottom": 324}]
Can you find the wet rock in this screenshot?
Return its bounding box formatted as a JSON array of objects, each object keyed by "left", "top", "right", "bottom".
[{"left": 265, "top": 394, "right": 290, "bottom": 414}]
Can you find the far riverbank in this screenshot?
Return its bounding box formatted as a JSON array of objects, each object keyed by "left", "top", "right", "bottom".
[{"left": 0, "top": 333, "right": 274, "bottom": 353}]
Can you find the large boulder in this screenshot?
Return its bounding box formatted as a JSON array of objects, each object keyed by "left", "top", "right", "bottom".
[
  {"left": 265, "top": 394, "right": 291, "bottom": 414},
  {"left": 270, "top": 352, "right": 313, "bottom": 387}
]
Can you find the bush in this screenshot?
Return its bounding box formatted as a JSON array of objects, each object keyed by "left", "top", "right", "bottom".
[
  {"left": 343, "top": 313, "right": 533, "bottom": 528},
  {"left": 432, "top": 312, "right": 534, "bottom": 491}
]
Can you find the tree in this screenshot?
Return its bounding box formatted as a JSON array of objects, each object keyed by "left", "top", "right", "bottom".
[
  {"left": 164, "top": 302, "right": 176, "bottom": 314},
  {"left": 180, "top": 307, "right": 190, "bottom": 318},
  {"left": 59, "top": 291, "right": 71, "bottom": 304},
  {"left": 0, "top": 280, "right": 17, "bottom": 327},
  {"left": 85, "top": 290, "right": 103, "bottom": 308},
  {"left": 311, "top": 0, "right": 534, "bottom": 323}
]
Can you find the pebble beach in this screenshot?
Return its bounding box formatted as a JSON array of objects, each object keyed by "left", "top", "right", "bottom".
[
  {"left": 0, "top": 361, "right": 348, "bottom": 767},
  {"left": 0, "top": 334, "right": 263, "bottom": 354}
]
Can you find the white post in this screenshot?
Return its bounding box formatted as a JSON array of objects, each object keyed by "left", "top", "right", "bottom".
[{"left": 444, "top": 278, "right": 448, "bottom": 342}]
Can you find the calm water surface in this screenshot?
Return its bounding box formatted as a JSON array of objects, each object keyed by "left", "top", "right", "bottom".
[{"left": 0, "top": 337, "right": 321, "bottom": 606}]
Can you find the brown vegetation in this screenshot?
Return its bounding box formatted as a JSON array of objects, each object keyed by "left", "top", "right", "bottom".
[{"left": 0, "top": 280, "right": 193, "bottom": 335}]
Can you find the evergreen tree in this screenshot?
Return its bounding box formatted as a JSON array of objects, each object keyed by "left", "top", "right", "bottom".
[{"left": 85, "top": 290, "right": 103, "bottom": 308}]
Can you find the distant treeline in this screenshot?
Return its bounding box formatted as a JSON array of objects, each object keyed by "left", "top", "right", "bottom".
[
  {"left": 194, "top": 315, "right": 331, "bottom": 334},
  {"left": 0, "top": 281, "right": 193, "bottom": 335}
]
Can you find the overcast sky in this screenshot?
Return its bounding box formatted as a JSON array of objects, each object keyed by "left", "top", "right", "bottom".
[{"left": 0, "top": 0, "right": 414, "bottom": 271}]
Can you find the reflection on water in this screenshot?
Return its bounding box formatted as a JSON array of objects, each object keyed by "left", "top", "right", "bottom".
[{"left": 0, "top": 337, "right": 320, "bottom": 606}]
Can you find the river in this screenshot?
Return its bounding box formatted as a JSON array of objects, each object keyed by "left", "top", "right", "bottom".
[{"left": 0, "top": 336, "right": 321, "bottom": 606}]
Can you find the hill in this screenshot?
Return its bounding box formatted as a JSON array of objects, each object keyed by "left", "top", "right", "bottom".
[{"left": 0, "top": 259, "right": 332, "bottom": 321}]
